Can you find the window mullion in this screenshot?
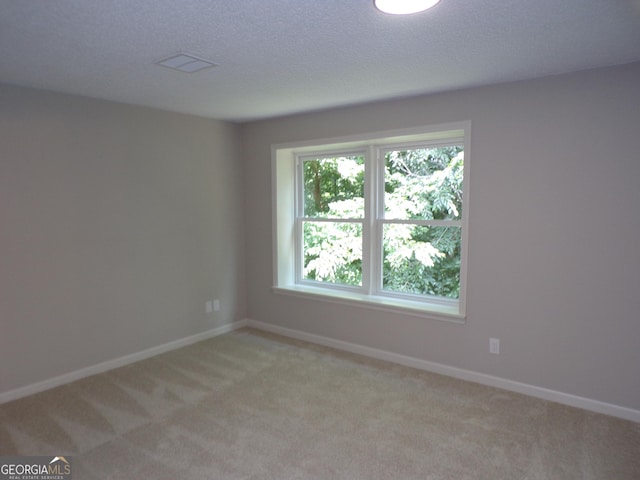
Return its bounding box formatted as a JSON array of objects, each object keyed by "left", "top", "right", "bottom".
[
  {"left": 294, "top": 156, "right": 304, "bottom": 284},
  {"left": 363, "top": 146, "right": 372, "bottom": 295},
  {"left": 382, "top": 219, "right": 463, "bottom": 227},
  {"left": 370, "top": 145, "right": 385, "bottom": 296}
]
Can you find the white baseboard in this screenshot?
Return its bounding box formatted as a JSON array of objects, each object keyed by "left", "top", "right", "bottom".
[
  {"left": 246, "top": 319, "right": 640, "bottom": 424},
  {"left": 0, "top": 320, "right": 248, "bottom": 405}
]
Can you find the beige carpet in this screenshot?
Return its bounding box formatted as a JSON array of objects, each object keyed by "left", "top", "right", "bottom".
[{"left": 1, "top": 328, "right": 639, "bottom": 479}]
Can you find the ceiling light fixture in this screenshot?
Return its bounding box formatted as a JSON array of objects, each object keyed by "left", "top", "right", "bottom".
[{"left": 374, "top": 0, "right": 441, "bottom": 15}]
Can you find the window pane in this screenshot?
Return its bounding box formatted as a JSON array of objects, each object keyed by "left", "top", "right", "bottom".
[
  {"left": 303, "top": 221, "right": 362, "bottom": 287},
  {"left": 303, "top": 155, "right": 364, "bottom": 219},
  {"left": 382, "top": 224, "right": 461, "bottom": 298},
  {"left": 384, "top": 147, "right": 463, "bottom": 220}
]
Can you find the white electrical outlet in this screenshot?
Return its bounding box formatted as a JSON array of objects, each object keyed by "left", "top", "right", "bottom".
[
  {"left": 490, "top": 337, "right": 500, "bottom": 354},
  {"left": 206, "top": 301, "right": 213, "bottom": 313},
  {"left": 213, "top": 299, "right": 220, "bottom": 312}
]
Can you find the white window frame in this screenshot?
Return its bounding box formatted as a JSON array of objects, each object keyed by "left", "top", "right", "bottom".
[
  {"left": 295, "top": 149, "right": 369, "bottom": 292},
  {"left": 272, "top": 122, "right": 470, "bottom": 323}
]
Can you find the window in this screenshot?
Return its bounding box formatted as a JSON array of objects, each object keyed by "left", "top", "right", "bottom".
[
  {"left": 273, "top": 123, "right": 469, "bottom": 321},
  {"left": 300, "top": 154, "right": 366, "bottom": 287}
]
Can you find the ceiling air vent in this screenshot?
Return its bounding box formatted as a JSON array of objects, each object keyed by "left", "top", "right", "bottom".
[{"left": 156, "top": 53, "right": 217, "bottom": 73}]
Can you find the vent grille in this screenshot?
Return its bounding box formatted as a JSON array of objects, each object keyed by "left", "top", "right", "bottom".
[{"left": 156, "top": 53, "right": 217, "bottom": 73}]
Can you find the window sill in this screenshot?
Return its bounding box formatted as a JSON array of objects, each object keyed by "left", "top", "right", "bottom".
[{"left": 273, "top": 285, "right": 465, "bottom": 324}]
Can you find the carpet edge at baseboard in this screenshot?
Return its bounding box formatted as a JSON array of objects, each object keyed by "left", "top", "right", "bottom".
[
  {"left": 0, "top": 319, "right": 249, "bottom": 405},
  {"left": 246, "top": 318, "right": 640, "bottom": 424}
]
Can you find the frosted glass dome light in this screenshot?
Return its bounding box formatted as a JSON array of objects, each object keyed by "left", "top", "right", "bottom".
[{"left": 374, "top": 0, "right": 441, "bottom": 15}]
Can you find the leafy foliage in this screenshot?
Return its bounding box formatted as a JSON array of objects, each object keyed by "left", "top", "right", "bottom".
[
  {"left": 383, "top": 147, "right": 463, "bottom": 298},
  {"left": 303, "top": 219, "right": 362, "bottom": 286},
  {"left": 303, "top": 156, "right": 364, "bottom": 217},
  {"left": 301, "top": 147, "right": 463, "bottom": 298}
]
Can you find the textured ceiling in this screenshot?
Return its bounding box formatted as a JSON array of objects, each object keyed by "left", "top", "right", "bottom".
[{"left": 1, "top": 0, "right": 640, "bottom": 122}]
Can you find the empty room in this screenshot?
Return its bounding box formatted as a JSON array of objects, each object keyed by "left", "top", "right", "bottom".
[{"left": 1, "top": 1, "right": 639, "bottom": 478}]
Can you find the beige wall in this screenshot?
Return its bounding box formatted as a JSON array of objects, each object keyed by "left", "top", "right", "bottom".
[
  {"left": 242, "top": 62, "right": 640, "bottom": 411},
  {"left": 0, "top": 84, "right": 246, "bottom": 393}
]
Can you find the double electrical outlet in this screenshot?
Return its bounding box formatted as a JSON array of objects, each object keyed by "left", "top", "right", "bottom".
[{"left": 206, "top": 299, "right": 220, "bottom": 313}]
